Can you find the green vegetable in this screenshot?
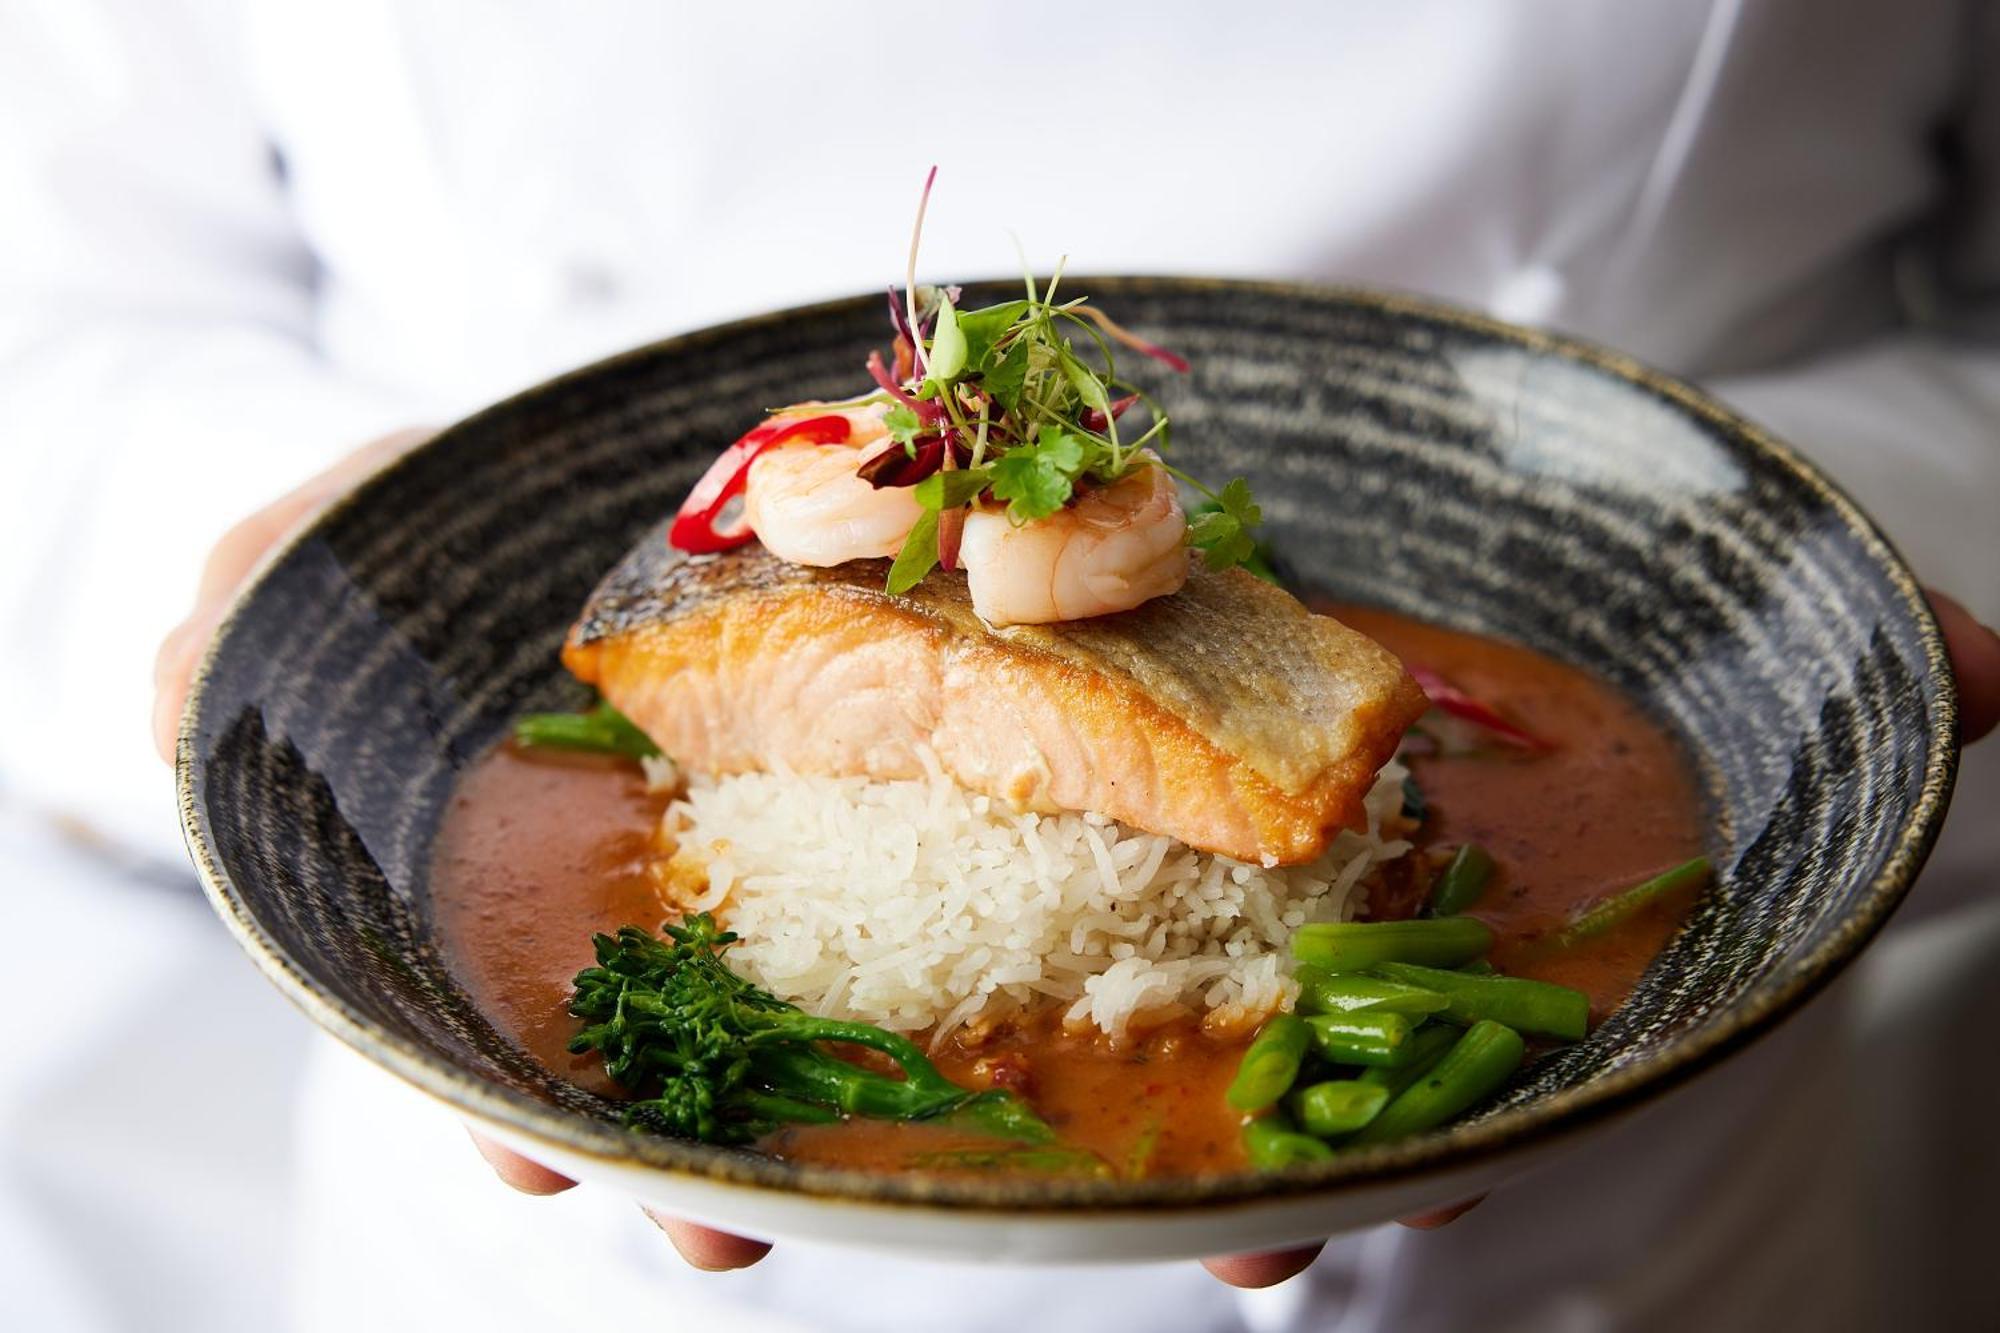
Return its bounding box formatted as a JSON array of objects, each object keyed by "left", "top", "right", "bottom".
[
  {"left": 1293, "top": 966, "right": 1448, "bottom": 1017},
  {"left": 1368, "top": 962, "right": 1591, "bottom": 1041},
  {"left": 1427, "top": 844, "right": 1496, "bottom": 916},
  {"left": 1288, "top": 1080, "right": 1391, "bottom": 1138},
  {"left": 568, "top": 915, "right": 1055, "bottom": 1146},
  {"left": 981, "top": 339, "right": 1031, "bottom": 413},
  {"left": 1357, "top": 1025, "right": 1461, "bottom": 1098},
  {"left": 1226, "top": 1013, "right": 1313, "bottom": 1111},
  {"left": 1348, "top": 1021, "right": 1525, "bottom": 1145},
  {"left": 912, "top": 466, "right": 994, "bottom": 511},
  {"left": 883, "top": 403, "right": 924, "bottom": 447},
  {"left": 1291, "top": 917, "right": 1494, "bottom": 973},
  {"left": 885, "top": 510, "right": 941, "bottom": 595},
  {"left": 1186, "top": 479, "right": 1265, "bottom": 574},
  {"left": 924, "top": 295, "right": 968, "bottom": 382},
  {"left": 514, "top": 702, "right": 661, "bottom": 760},
  {"left": 987, "top": 425, "right": 1091, "bottom": 523},
  {"left": 1304, "top": 1012, "right": 1418, "bottom": 1067},
  {"left": 1540, "top": 857, "right": 1713, "bottom": 953},
  {"left": 1243, "top": 1112, "right": 1335, "bottom": 1169},
  {"left": 1060, "top": 346, "right": 1111, "bottom": 420},
  {"left": 953, "top": 299, "right": 1030, "bottom": 369}
]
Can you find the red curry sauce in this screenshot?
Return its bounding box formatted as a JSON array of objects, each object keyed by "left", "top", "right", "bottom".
[{"left": 431, "top": 608, "right": 1706, "bottom": 1179}]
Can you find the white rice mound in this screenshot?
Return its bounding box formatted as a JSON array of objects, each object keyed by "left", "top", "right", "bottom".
[{"left": 663, "top": 753, "right": 1412, "bottom": 1043}]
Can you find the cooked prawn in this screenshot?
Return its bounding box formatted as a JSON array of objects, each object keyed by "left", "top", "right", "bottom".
[
  {"left": 744, "top": 404, "right": 923, "bottom": 566},
  {"left": 958, "top": 456, "right": 1189, "bottom": 626}
]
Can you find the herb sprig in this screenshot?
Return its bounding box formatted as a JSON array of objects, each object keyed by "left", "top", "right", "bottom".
[{"left": 869, "top": 169, "right": 1263, "bottom": 595}]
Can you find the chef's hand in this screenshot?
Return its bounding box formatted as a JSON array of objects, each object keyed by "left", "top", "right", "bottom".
[
  {"left": 469, "top": 1126, "right": 1479, "bottom": 1281},
  {"left": 153, "top": 440, "right": 2000, "bottom": 1288}
]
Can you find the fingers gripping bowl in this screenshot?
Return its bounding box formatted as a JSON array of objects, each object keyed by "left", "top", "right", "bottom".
[{"left": 179, "top": 279, "right": 1956, "bottom": 1262}]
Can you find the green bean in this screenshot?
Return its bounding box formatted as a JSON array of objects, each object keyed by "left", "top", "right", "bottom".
[
  {"left": 1226, "top": 1013, "right": 1313, "bottom": 1111},
  {"left": 1288, "top": 1080, "right": 1391, "bottom": 1137},
  {"left": 514, "top": 702, "right": 662, "bottom": 759},
  {"left": 1243, "top": 1113, "right": 1335, "bottom": 1169},
  {"left": 1304, "top": 1011, "right": 1418, "bottom": 1067},
  {"left": 1348, "top": 1020, "right": 1525, "bottom": 1145},
  {"left": 1292, "top": 916, "right": 1493, "bottom": 972},
  {"left": 1458, "top": 959, "right": 1499, "bottom": 976},
  {"left": 1294, "top": 966, "right": 1449, "bottom": 1017},
  {"left": 1358, "top": 1025, "right": 1460, "bottom": 1097},
  {"left": 1427, "top": 843, "right": 1496, "bottom": 916},
  {"left": 1368, "top": 962, "right": 1591, "bottom": 1041},
  {"left": 1541, "top": 857, "right": 1712, "bottom": 952}
]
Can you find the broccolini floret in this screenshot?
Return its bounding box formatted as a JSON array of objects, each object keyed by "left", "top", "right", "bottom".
[{"left": 568, "top": 915, "right": 1055, "bottom": 1146}]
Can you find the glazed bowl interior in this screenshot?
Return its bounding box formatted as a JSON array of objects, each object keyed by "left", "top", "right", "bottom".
[{"left": 180, "top": 279, "right": 1955, "bottom": 1217}]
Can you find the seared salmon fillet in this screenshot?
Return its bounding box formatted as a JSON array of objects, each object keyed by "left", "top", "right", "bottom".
[{"left": 563, "top": 532, "right": 1427, "bottom": 865}]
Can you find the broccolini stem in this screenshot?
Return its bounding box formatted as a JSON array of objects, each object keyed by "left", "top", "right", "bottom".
[
  {"left": 752, "top": 1014, "right": 967, "bottom": 1100},
  {"left": 751, "top": 1046, "right": 957, "bottom": 1120},
  {"left": 735, "top": 1089, "right": 842, "bottom": 1128}
]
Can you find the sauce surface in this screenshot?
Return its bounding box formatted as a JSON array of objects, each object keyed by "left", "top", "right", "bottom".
[
  {"left": 431, "top": 608, "right": 1706, "bottom": 1178},
  {"left": 1332, "top": 606, "right": 1709, "bottom": 1013}
]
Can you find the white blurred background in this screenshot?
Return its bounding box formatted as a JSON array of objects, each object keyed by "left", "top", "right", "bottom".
[{"left": 2, "top": 2, "right": 1997, "bottom": 1330}]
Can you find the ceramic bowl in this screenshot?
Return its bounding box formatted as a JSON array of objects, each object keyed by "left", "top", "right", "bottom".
[{"left": 178, "top": 279, "right": 1957, "bottom": 1263}]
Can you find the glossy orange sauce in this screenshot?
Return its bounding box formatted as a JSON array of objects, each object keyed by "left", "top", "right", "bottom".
[
  {"left": 1332, "top": 606, "right": 1709, "bottom": 1013},
  {"left": 431, "top": 608, "right": 1706, "bottom": 1179}
]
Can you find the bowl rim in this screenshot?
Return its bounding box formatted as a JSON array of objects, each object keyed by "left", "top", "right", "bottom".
[{"left": 177, "top": 276, "right": 1960, "bottom": 1214}]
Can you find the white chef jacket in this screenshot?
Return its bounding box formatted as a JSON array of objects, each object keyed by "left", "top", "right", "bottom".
[{"left": 1, "top": 2, "right": 1996, "bottom": 1330}]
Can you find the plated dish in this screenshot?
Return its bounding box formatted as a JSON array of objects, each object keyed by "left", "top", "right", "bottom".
[
  {"left": 446, "top": 241, "right": 1719, "bottom": 1179},
  {"left": 180, "top": 264, "right": 1955, "bottom": 1261}
]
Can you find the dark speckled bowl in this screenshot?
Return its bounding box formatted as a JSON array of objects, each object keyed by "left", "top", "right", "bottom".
[{"left": 178, "top": 279, "right": 1957, "bottom": 1262}]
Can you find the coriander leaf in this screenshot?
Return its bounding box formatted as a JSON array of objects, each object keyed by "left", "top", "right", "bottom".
[
  {"left": 1214, "top": 477, "right": 1262, "bottom": 527},
  {"left": 913, "top": 466, "right": 992, "bottom": 511},
  {"left": 883, "top": 403, "right": 923, "bottom": 446},
  {"left": 989, "top": 425, "right": 1089, "bottom": 523},
  {"left": 1188, "top": 511, "right": 1256, "bottom": 571},
  {"left": 886, "top": 509, "right": 941, "bottom": 594},
  {"left": 956, "top": 300, "right": 1029, "bottom": 371},
  {"left": 926, "top": 297, "right": 967, "bottom": 382},
  {"left": 1187, "top": 478, "right": 1268, "bottom": 574},
  {"left": 983, "top": 341, "right": 1030, "bottom": 414}
]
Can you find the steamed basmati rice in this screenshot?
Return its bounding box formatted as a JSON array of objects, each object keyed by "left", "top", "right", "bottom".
[{"left": 662, "top": 753, "right": 1412, "bottom": 1041}]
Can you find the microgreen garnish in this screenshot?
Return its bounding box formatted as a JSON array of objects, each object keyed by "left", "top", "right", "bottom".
[
  {"left": 1187, "top": 478, "right": 1264, "bottom": 572},
  {"left": 868, "top": 169, "right": 1263, "bottom": 595},
  {"left": 885, "top": 510, "right": 941, "bottom": 595},
  {"left": 882, "top": 403, "right": 924, "bottom": 449},
  {"left": 988, "top": 426, "right": 1089, "bottom": 523}
]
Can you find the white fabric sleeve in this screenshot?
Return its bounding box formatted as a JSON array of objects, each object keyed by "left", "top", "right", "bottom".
[
  {"left": 1711, "top": 2, "right": 1999, "bottom": 625},
  {"left": 0, "top": 0, "right": 427, "bottom": 851}
]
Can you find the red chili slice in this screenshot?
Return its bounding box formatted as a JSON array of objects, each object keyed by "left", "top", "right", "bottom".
[
  {"left": 1079, "top": 393, "right": 1140, "bottom": 434},
  {"left": 667, "top": 414, "right": 853, "bottom": 553},
  {"left": 1407, "top": 663, "right": 1553, "bottom": 751}
]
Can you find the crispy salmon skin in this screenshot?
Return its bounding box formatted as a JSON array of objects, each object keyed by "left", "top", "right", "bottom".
[{"left": 564, "top": 532, "right": 1427, "bottom": 865}]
